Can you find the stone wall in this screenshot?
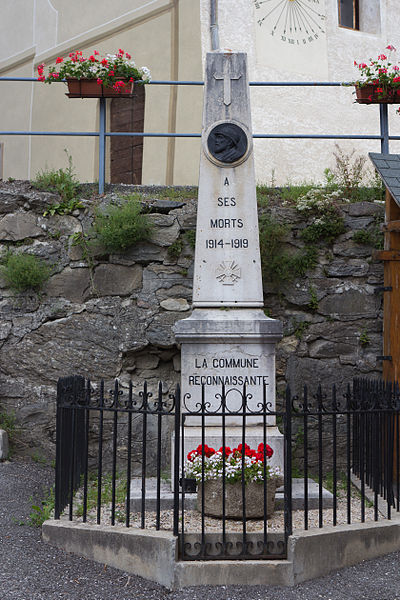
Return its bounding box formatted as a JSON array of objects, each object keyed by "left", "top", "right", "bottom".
[{"left": 0, "top": 181, "right": 384, "bottom": 458}]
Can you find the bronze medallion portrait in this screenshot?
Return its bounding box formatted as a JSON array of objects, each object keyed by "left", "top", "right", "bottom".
[{"left": 207, "top": 122, "right": 248, "bottom": 164}]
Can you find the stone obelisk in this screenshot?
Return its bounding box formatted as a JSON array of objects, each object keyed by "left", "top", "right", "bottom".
[{"left": 174, "top": 51, "right": 283, "bottom": 469}]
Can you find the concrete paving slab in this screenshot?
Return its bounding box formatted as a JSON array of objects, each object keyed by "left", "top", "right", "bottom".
[{"left": 129, "top": 477, "right": 333, "bottom": 512}]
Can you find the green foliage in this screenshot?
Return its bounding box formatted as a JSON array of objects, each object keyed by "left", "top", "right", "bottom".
[
  {"left": 291, "top": 464, "right": 304, "bottom": 478},
  {"left": 259, "top": 214, "right": 318, "bottom": 285},
  {"left": 329, "top": 145, "right": 367, "bottom": 201},
  {"left": 167, "top": 238, "right": 184, "bottom": 260},
  {"left": 353, "top": 226, "right": 384, "bottom": 249},
  {"left": 0, "top": 408, "right": 17, "bottom": 452},
  {"left": 74, "top": 473, "right": 127, "bottom": 521},
  {"left": 93, "top": 196, "right": 153, "bottom": 253},
  {"left": 184, "top": 229, "right": 196, "bottom": 249},
  {"left": 359, "top": 328, "right": 370, "bottom": 347},
  {"left": 295, "top": 187, "right": 346, "bottom": 244},
  {"left": 280, "top": 183, "right": 315, "bottom": 203},
  {"left": 308, "top": 286, "right": 319, "bottom": 311},
  {"left": 43, "top": 198, "right": 84, "bottom": 217},
  {"left": 34, "top": 151, "right": 81, "bottom": 209},
  {"left": 293, "top": 320, "right": 310, "bottom": 340},
  {"left": 301, "top": 215, "right": 345, "bottom": 244},
  {"left": 31, "top": 452, "right": 48, "bottom": 465},
  {"left": 322, "top": 471, "right": 348, "bottom": 495},
  {"left": 1, "top": 251, "right": 52, "bottom": 292},
  {"left": 27, "top": 487, "right": 55, "bottom": 527}
]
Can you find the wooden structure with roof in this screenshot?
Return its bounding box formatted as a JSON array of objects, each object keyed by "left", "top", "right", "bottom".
[{"left": 369, "top": 153, "right": 400, "bottom": 383}]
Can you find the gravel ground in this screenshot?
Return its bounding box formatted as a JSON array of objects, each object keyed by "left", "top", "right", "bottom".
[{"left": 1, "top": 459, "right": 400, "bottom": 600}]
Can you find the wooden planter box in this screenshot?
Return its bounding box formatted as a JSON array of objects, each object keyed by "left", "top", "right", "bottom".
[
  {"left": 196, "top": 478, "right": 283, "bottom": 519},
  {"left": 355, "top": 84, "right": 400, "bottom": 104},
  {"left": 66, "top": 78, "right": 135, "bottom": 98}
]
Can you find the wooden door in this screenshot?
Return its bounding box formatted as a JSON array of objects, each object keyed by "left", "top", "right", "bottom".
[{"left": 110, "top": 84, "right": 145, "bottom": 184}]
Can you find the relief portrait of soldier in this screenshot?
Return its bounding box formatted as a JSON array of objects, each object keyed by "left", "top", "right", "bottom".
[{"left": 207, "top": 123, "right": 248, "bottom": 164}]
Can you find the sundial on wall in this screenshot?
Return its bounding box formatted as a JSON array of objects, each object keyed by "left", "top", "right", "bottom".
[{"left": 253, "top": 0, "right": 328, "bottom": 77}]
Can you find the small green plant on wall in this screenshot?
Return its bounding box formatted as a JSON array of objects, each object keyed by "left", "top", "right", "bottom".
[
  {"left": 34, "top": 150, "right": 83, "bottom": 216},
  {"left": 0, "top": 251, "right": 52, "bottom": 292},
  {"left": 167, "top": 238, "right": 184, "bottom": 260},
  {"left": 359, "top": 328, "right": 370, "bottom": 347},
  {"left": 92, "top": 195, "right": 153, "bottom": 253},
  {"left": 295, "top": 188, "right": 346, "bottom": 244},
  {"left": 259, "top": 214, "right": 318, "bottom": 285}
]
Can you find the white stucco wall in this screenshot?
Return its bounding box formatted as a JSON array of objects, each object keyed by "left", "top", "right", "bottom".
[
  {"left": 0, "top": 0, "right": 202, "bottom": 185},
  {"left": 200, "top": 0, "right": 400, "bottom": 185},
  {"left": 0, "top": 0, "right": 399, "bottom": 185}
]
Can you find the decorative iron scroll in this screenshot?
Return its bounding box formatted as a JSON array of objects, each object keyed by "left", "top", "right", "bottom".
[
  {"left": 57, "top": 377, "right": 176, "bottom": 414},
  {"left": 180, "top": 533, "right": 286, "bottom": 561},
  {"left": 182, "top": 383, "right": 276, "bottom": 416}
]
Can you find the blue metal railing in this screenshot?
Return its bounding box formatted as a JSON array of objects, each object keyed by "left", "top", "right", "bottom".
[{"left": 0, "top": 77, "right": 394, "bottom": 194}]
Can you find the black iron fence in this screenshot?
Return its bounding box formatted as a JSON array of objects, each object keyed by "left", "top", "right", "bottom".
[{"left": 55, "top": 376, "right": 400, "bottom": 561}]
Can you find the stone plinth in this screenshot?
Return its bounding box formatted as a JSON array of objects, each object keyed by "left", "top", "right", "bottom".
[{"left": 174, "top": 308, "right": 282, "bottom": 425}]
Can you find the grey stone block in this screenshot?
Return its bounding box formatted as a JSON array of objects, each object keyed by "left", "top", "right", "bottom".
[{"left": 0, "top": 429, "right": 9, "bottom": 460}]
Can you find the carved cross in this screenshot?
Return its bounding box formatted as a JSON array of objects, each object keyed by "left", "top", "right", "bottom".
[{"left": 213, "top": 61, "right": 242, "bottom": 106}]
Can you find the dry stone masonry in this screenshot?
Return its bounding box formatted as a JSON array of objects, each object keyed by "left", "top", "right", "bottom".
[{"left": 0, "top": 179, "right": 384, "bottom": 458}]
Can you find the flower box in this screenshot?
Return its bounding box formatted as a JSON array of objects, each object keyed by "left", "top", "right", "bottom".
[
  {"left": 37, "top": 49, "right": 151, "bottom": 96},
  {"left": 185, "top": 442, "right": 283, "bottom": 520},
  {"left": 66, "top": 78, "right": 135, "bottom": 98},
  {"left": 355, "top": 84, "right": 400, "bottom": 104},
  {"left": 196, "top": 478, "right": 283, "bottom": 519},
  {"left": 353, "top": 46, "right": 400, "bottom": 111}
]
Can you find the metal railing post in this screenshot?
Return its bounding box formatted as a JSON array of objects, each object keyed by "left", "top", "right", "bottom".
[
  {"left": 99, "top": 97, "right": 106, "bottom": 194},
  {"left": 380, "top": 103, "right": 389, "bottom": 154}
]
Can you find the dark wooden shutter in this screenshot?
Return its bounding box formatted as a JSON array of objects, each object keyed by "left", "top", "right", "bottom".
[{"left": 110, "top": 84, "right": 145, "bottom": 184}]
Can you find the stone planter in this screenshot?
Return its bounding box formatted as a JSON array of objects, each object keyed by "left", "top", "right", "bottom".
[
  {"left": 355, "top": 84, "right": 400, "bottom": 104},
  {"left": 66, "top": 78, "right": 135, "bottom": 98},
  {"left": 196, "top": 478, "right": 283, "bottom": 519}
]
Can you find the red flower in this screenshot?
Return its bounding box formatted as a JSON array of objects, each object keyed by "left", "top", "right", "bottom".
[
  {"left": 55, "top": 56, "right": 63, "bottom": 64},
  {"left": 118, "top": 48, "right": 124, "bottom": 55},
  {"left": 378, "top": 54, "right": 387, "bottom": 60},
  {"left": 37, "top": 75, "right": 45, "bottom": 82},
  {"left": 126, "top": 53, "right": 131, "bottom": 59},
  {"left": 89, "top": 55, "right": 96, "bottom": 62},
  {"left": 101, "top": 58, "right": 108, "bottom": 66},
  {"left": 376, "top": 87, "right": 383, "bottom": 93},
  {"left": 187, "top": 450, "right": 197, "bottom": 462},
  {"left": 96, "top": 78, "right": 103, "bottom": 85},
  {"left": 218, "top": 446, "right": 232, "bottom": 456},
  {"left": 94, "top": 50, "right": 99, "bottom": 55},
  {"left": 387, "top": 45, "right": 396, "bottom": 51},
  {"left": 245, "top": 449, "right": 257, "bottom": 458},
  {"left": 237, "top": 443, "right": 250, "bottom": 453},
  {"left": 195, "top": 444, "right": 215, "bottom": 457},
  {"left": 257, "top": 442, "right": 273, "bottom": 458},
  {"left": 108, "top": 70, "right": 115, "bottom": 76}
]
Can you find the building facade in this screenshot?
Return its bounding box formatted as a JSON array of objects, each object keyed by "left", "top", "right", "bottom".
[{"left": 0, "top": 0, "right": 399, "bottom": 186}]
